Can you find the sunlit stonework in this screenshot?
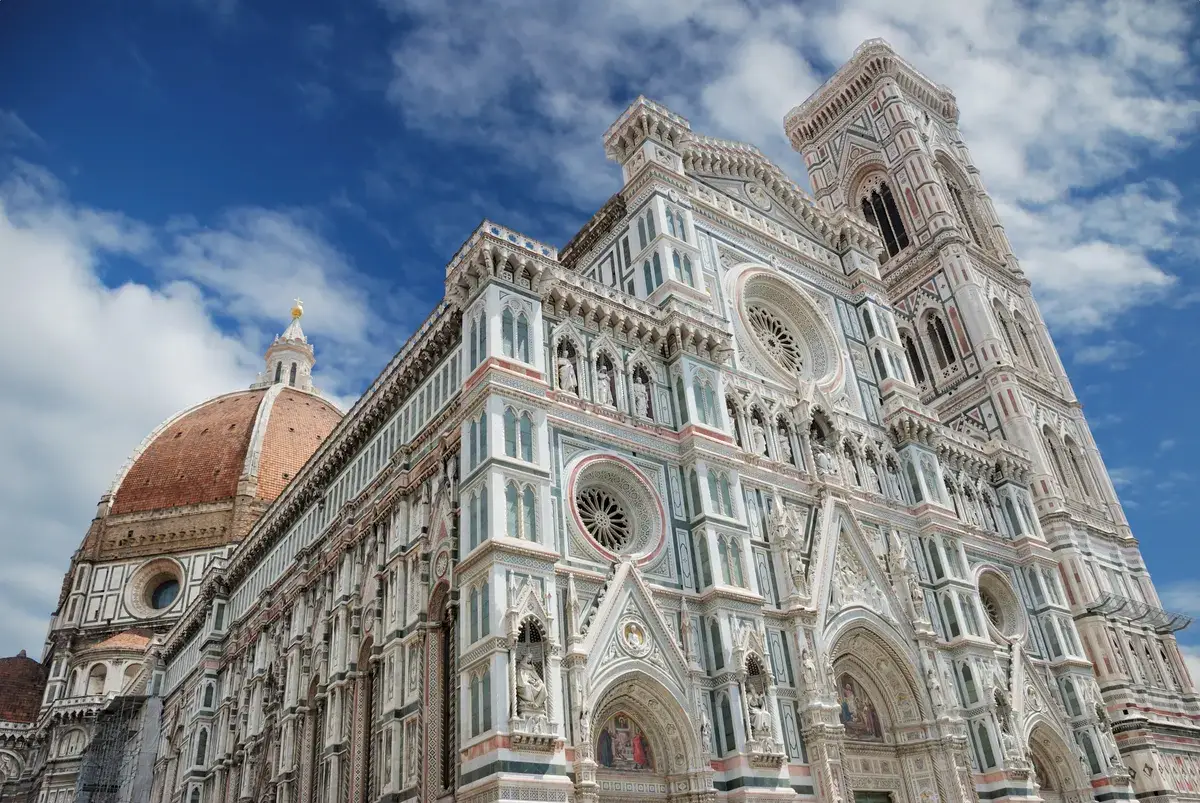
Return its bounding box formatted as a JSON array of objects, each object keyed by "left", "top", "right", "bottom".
[{"left": 2, "top": 38, "right": 1198, "bottom": 803}]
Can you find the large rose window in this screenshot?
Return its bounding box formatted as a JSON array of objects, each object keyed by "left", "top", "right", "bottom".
[
  {"left": 566, "top": 454, "right": 667, "bottom": 564},
  {"left": 728, "top": 266, "right": 845, "bottom": 393},
  {"left": 748, "top": 303, "right": 804, "bottom": 374}
]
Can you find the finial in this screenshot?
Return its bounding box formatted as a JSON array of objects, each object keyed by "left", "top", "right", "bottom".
[{"left": 291, "top": 298, "right": 304, "bottom": 320}]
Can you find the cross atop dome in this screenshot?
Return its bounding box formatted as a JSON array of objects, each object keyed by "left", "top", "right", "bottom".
[{"left": 251, "top": 301, "right": 317, "bottom": 392}]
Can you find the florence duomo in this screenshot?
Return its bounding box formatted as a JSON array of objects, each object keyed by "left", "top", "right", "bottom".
[{"left": 3, "top": 36, "right": 1200, "bottom": 803}]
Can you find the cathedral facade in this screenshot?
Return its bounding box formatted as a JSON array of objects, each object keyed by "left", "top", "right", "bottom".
[{"left": 3, "top": 38, "right": 1199, "bottom": 803}]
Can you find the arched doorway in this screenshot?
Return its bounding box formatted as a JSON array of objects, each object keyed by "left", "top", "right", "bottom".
[
  {"left": 581, "top": 672, "right": 710, "bottom": 803},
  {"left": 1027, "top": 722, "right": 1091, "bottom": 803},
  {"left": 828, "top": 625, "right": 953, "bottom": 803}
]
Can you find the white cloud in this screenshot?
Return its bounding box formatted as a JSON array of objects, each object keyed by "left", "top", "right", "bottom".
[
  {"left": 379, "top": 0, "right": 1200, "bottom": 333},
  {"left": 1073, "top": 339, "right": 1144, "bottom": 368},
  {"left": 0, "top": 157, "right": 385, "bottom": 655},
  {"left": 1160, "top": 581, "right": 1200, "bottom": 619},
  {"left": 1180, "top": 644, "right": 1200, "bottom": 690}
]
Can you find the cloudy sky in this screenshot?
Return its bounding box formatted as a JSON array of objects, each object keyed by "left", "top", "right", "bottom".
[{"left": 1, "top": 0, "right": 1198, "bottom": 669}]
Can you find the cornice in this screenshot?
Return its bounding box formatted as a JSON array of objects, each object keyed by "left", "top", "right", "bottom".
[{"left": 784, "top": 38, "right": 959, "bottom": 148}]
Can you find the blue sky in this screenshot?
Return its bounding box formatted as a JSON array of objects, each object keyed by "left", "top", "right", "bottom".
[{"left": 1, "top": 0, "right": 1198, "bottom": 669}]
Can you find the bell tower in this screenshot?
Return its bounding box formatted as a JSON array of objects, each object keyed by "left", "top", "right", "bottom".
[{"left": 785, "top": 38, "right": 1200, "bottom": 801}]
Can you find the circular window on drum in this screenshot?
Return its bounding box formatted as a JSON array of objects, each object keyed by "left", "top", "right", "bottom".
[
  {"left": 124, "top": 558, "right": 185, "bottom": 619},
  {"left": 566, "top": 454, "right": 667, "bottom": 564},
  {"left": 748, "top": 303, "right": 804, "bottom": 374}
]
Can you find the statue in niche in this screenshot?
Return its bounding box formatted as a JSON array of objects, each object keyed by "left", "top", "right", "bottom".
[
  {"left": 557, "top": 355, "right": 577, "bottom": 395},
  {"left": 578, "top": 704, "right": 592, "bottom": 744},
  {"left": 801, "top": 649, "right": 818, "bottom": 689},
  {"left": 632, "top": 375, "right": 650, "bottom": 418},
  {"left": 698, "top": 703, "right": 713, "bottom": 753},
  {"left": 516, "top": 653, "right": 547, "bottom": 716},
  {"left": 926, "top": 666, "right": 945, "bottom": 713},
  {"left": 814, "top": 446, "right": 838, "bottom": 477},
  {"left": 779, "top": 427, "right": 794, "bottom": 464},
  {"left": 748, "top": 688, "right": 774, "bottom": 738},
  {"left": 751, "top": 418, "right": 769, "bottom": 456},
  {"left": 596, "top": 363, "right": 614, "bottom": 406}
]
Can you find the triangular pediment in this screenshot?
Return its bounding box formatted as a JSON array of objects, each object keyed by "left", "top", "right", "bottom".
[
  {"left": 814, "top": 508, "right": 908, "bottom": 629},
  {"left": 579, "top": 560, "right": 691, "bottom": 704},
  {"left": 693, "top": 173, "right": 829, "bottom": 246}
]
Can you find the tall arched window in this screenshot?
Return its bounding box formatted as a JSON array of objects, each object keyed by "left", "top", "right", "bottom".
[
  {"left": 665, "top": 207, "right": 677, "bottom": 238},
  {"left": 519, "top": 414, "right": 534, "bottom": 461},
  {"left": 976, "top": 722, "right": 997, "bottom": 769},
  {"left": 1013, "top": 313, "right": 1043, "bottom": 370},
  {"left": 902, "top": 332, "right": 928, "bottom": 385},
  {"left": 523, "top": 486, "right": 537, "bottom": 541},
  {"left": 1065, "top": 438, "right": 1093, "bottom": 499},
  {"left": 274, "top": 361, "right": 282, "bottom": 383},
  {"left": 652, "top": 252, "right": 663, "bottom": 287},
  {"left": 861, "top": 182, "right": 910, "bottom": 259},
  {"left": 194, "top": 728, "right": 208, "bottom": 766},
  {"left": 502, "top": 309, "right": 515, "bottom": 357},
  {"left": 506, "top": 482, "right": 520, "bottom": 539},
  {"left": 945, "top": 179, "right": 982, "bottom": 245},
  {"left": 991, "top": 300, "right": 1020, "bottom": 363},
  {"left": 1043, "top": 427, "right": 1070, "bottom": 492},
  {"left": 289, "top": 362, "right": 298, "bottom": 386},
  {"left": 504, "top": 409, "right": 518, "bottom": 458},
  {"left": 719, "top": 693, "right": 736, "bottom": 753},
  {"left": 645, "top": 210, "right": 656, "bottom": 240},
  {"left": 516, "top": 313, "right": 530, "bottom": 362},
  {"left": 925, "top": 313, "right": 957, "bottom": 369},
  {"left": 470, "top": 318, "right": 479, "bottom": 367},
  {"left": 469, "top": 587, "right": 479, "bottom": 642}
]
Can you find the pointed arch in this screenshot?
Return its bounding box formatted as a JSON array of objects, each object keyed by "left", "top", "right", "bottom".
[
  {"left": 827, "top": 623, "right": 928, "bottom": 726},
  {"left": 588, "top": 671, "right": 708, "bottom": 778}
]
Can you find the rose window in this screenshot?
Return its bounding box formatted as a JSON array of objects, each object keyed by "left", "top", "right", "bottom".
[
  {"left": 576, "top": 488, "right": 631, "bottom": 551},
  {"left": 980, "top": 590, "right": 1002, "bottom": 629},
  {"left": 748, "top": 303, "right": 804, "bottom": 374}
]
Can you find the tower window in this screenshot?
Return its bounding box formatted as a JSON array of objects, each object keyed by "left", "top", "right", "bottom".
[
  {"left": 273, "top": 362, "right": 282, "bottom": 383},
  {"left": 289, "top": 362, "right": 298, "bottom": 386},
  {"left": 925, "top": 314, "right": 957, "bottom": 369},
  {"left": 902, "top": 332, "right": 928, "bottom": 385},
  {"left": 946, "top": 180, "right": 982, "bottom": 245},
  {"left": 861, "top": 182, "right": 910, "bottom": 259}
]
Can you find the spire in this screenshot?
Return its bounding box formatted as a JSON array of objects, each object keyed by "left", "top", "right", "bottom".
[
  {"left": 251, "top": 300, "right": 317, "bottom": 392},
  {"left": 280, "top": 297, "right": 307, "bottom": 343}
]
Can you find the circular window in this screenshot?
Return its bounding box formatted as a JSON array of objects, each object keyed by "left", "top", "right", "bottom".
[
  {"left": 566, "top": 454, "right": 667, "bottom": 564},
  {"left": 151, "top": 579, "right": 180, "bottom": 610},
  {"left": 748, "top": 303, "right": 804, "bottom": 374},
  {"left": 576, "top": 488, "right": 630, "bottom": 551},
  {"left": 977, "top": 571, "right": 1024, "bottom": 640},
  {"left": 729, "top": 266, "right": 845, "bottom": 393},
  {"left": 124, "top": 558, "right": 185, "bottom": 619}
]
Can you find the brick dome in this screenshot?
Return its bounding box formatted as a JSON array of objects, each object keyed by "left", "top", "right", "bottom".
[
  {"left": 110, "top": 386, "right": 342, "bottom": 515},
  {"left": 0, "top": 651, "right": 46, "bottom": 724}
]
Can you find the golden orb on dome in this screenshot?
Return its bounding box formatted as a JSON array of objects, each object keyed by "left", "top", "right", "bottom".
[{"left": 291, "top": 297, "right": 304, "bottom": 320}]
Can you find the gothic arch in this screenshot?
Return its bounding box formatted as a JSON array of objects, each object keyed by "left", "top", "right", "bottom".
[
  {"left": 1026, "top": 718, "right": 1093, "bottom": 800},
  {"left": 588, "top": 670, "right": 707, "bottom": 777},
  {"left": 826, "top": 623, "right": 927, "bottom": 725}
]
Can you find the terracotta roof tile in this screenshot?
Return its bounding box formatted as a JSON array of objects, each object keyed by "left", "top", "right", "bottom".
[
  {"left": 112, "top": 390, "right": 265, "bottom": 515},
  {"left": 256, "top": 388, "right": 342, "bottom": 501}
]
